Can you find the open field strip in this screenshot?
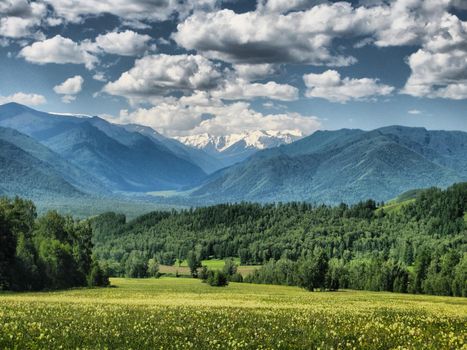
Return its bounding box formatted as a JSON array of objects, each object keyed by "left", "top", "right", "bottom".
[
  {"left": 159, "top": 259, "right": 261, "bottom": 276},
  {"left": 0, "top": 278, "right": 466, "bottom": 349}
]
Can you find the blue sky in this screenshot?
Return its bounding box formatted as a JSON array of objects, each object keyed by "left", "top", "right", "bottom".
[{"left": 0, "top": 0, "right": 466, "bottom": 136}]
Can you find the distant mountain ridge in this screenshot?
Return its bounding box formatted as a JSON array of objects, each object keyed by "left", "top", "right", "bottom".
[
  {"left": 175, "top": 130, "right": 304, "bottom": 166},
  {"left": 189, "top": 126, "right": 467, "bottom": 204},
  {"left": 0, "top": 135, "right": 82, "bottom": 198},
  {"left": 1, "top": 102, "right": 466, "bottom": 207},
  {"left": 0, "top": 103, "right": 207, "bottom": 193}
]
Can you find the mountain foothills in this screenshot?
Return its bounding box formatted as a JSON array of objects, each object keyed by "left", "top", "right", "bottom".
[
  {"left": 90, "top": 183, "right": 467, "bottom": 296},
  {"left": 0, "top": 102, "right": 467, "bottom": 210},
  {"left": 191, "top": 127, "right": 467, "bottom": 204},
  {"left": 0, "top": 103, "right": 209, "bottom": 194},
  {"left": 1, "top": 182, "right": 466, "bottom": 296}
]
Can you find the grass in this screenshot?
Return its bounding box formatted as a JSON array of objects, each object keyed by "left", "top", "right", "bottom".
[
  {"left": 178, "top": 258, "right": 240, "bottom": 269},
  {"left": 160, "top": 258, "right": 260, "bottom": 276},
  {"left": 0, "top": 278, "right": 466, "bottom": 349},
  {"left": 379, "top": 198, "right": 416, "bottom": 213}
]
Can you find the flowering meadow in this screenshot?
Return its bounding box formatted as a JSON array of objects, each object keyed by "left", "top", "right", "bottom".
[{"left": 0, "top": 278, "right": 466, "bottom": 349}]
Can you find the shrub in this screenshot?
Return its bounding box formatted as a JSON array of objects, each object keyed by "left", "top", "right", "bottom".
[
  {"left": 87, "top": 262, "right": 110, "bottom": 287},
  {"left": 207, "top": 270, "right": 229, "bottom": 287},
  {"left": 229, "top": 272, "right": 243, "bottom": 283}
]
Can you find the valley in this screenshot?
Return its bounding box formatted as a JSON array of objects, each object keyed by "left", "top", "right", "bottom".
[{"left": 1, "top": 102, "right": 466, "bottom": 216}]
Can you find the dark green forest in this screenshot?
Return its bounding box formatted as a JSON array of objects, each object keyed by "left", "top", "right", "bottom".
[
  {"left": 1, "top": 183, "right": 466, "bottom": 296},
  {"left": 0, "top": 197, "right": 108, "bottom": 291},
  {"left": 91, "top": 183, "right": 467, "bottom": 296}
]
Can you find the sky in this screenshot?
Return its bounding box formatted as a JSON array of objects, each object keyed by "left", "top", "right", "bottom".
[{"left": 0, "top": 0, "right": 466, "bottom": 137}]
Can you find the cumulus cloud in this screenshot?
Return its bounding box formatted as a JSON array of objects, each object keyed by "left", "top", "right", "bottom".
[
  {"left": 213, "top": 79, "right": 298, "bottom": 101},
  {"left": 303, "top": 70, "right": 394, "bottom": 103},
  {"left": 173, "top": 1, "right": 449, "bottom": 65},
  {"left": 19, "top": 31, "right": 152, "bottom": 70},
  {"left": 19, "top": 35, "right": 98, "bottom": 69},
  {"left": 92, "top": 72, "right": 107, "bottom": 82},
  {"left": 113, "top": 92, "right": 320, "bottom": 137},
  {"left": 173, "top": 5, "right": 361, "bottom": 66},
  {"left": 43, "top": 0, "right": 219, "bottom": 26},
  {"left": 257, "top": 0, "right": 327, "bottom": 13},
  {"left": 402, "top": 13, "right": 467, "bottom": 100},
  {"left": 171, "top": 0, "right": 467, "bottom": 101},
  {"left": 0, "top": 0, "right": 46, "bottom": 39},
  {"left": 0, "top": 92, "right": 46, "bottom": 106},
  {"left": 53, "top": 76, "right": 84, "bottom": 103},
  {"left": 53, "top": 75, "right": 84, "bottom": 103},
  {"left": 103, "top": 53, "right": 298, "bottom": 103},
  {"left": 103, "top": 54, "right": 223, "bottom": 103},
  {"left": 93, "top": 30, "right": 152, "bottom": 56},
  {"left": 233, "top": 63, "right": 278, "bottom": 80}
]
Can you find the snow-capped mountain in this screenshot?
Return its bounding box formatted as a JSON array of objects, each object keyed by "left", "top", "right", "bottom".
[
  {"left": 176, "top": 130, "right": 303, "bottom": 152},
  {"left": 175, "top": 130, "right": 304, "bottom": 166}
]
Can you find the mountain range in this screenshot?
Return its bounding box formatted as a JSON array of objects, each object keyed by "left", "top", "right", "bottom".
[
  {"left": 0, "top": 102, "right": 466, "bottom": 209},
  {"left": 0, "top": 103, "right": 210, "bottom": 195},
  {"left": 188, "top": 126, "right": 467, "bottom": 204},
  {"left": 175, "top": 130, "right": 303, "bottom": 166}
]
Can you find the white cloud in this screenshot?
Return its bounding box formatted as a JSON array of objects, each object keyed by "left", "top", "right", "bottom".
[
  {"left": 402, "top": 13, "right": 467, "bottom": 99},
  {"left": 20, "top": 31, "right": 152, "bottom": 71},
  {"left": 0, "top": 0, "right": 46, "bottom": 39},
  {"left": 60, "top": 95, "right": 76, "bottom": 103},
  {"left": 408, "top": 109, "right": 422, "bottom": 115},
  {"left": 19, "top": 35, "right": 98, "bottom": 69},
  {"left": 54, "top": 75, "right": 84, "bottom": 95},
  {"left": 93, "top": 30, "right": 152, "bottom": 56},
  {"left": 0, "top": 92, "right": 46, "bottom": 106},
  {"left": 171, "top": 0, "right": 467, "bottom": 102},
  {"left": 257, "top": 0, "right": 326, "bottom": 13},
  {"left": 103, "top": 54, "right": 223, "bottom": 103},
  {"left": 112, "top": 93, "right": 321, "bottom": 137},
  {"left": 213, "top": 79, "right": 298, "bottom": 101},
  {"left": 233, "top": 63, "right": 278, "bottom": 80},
  {"left": 172, "top": 1, "right": 444, "bottom": 65},
  {"left": 173, "top": 6, "right": 361, "bottom": 66},
  {"left": 54, "top": 75, "right": 84, "bottom": 104},
  {"left": 103, "top": 53, "right": 299, "bottom": 103},
  {"left": 303, "top": 70, "right": 394, "bottom": 103},
  {"left": 43, "top": 0, "right": 219, "bottom": 26},
  {"left": 92, "top": 72, "right": 107, "bottom": 82}
]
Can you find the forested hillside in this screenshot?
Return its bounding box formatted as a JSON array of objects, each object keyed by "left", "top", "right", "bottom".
[
  {"left": 92, "top": 183, "right": 467, "bottom": 296},
  {"left": 0, "top": 197, "right": 108, "bottom": 291},
  {"left": 190, "top": 126, "right": 467, "bottom": 204}
]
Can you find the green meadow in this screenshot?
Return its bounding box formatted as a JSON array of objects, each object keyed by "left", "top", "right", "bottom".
[{"left": 0, "top": 278, "right": 466, "bottom": 349}]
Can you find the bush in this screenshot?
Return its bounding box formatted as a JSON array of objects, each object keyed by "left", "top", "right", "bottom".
[
  {"left": 147, "top": 258, "right": 160, "bottom": 278},
  {"left": 87, "top": 262, "right": 110, "bottom": 287},
  {"left": 199, "top": 266, "right": 209, "bottom": 281},
  {"left": 229, "top": 272, "right": 243, "bottom": 283},
  {"left": 207, "top": 270, "right": 229, "bottom": 287}
]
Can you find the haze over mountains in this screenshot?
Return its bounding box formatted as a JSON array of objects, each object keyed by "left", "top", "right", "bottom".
[{"left": 0, "top": 102, "right": 466, "bottom": 210}]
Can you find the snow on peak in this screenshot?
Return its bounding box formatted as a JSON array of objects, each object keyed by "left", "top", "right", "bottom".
[{"left": 175, "top": 130, "right": 304, "bottom": 153}]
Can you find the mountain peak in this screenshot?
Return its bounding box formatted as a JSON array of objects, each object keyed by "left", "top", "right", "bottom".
[{"left": 175, "top": 130, "right": 304, "bottom": 154}]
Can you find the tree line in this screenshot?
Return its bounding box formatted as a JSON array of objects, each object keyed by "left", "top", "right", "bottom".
[
  {"left": 91, "top": 183, "right": 467, "bottom": 296},
  {"left": 0, "top": 197, "right": 108, "bottom": 291}
]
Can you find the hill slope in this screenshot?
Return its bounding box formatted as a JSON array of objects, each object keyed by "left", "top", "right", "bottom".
[
  {"left": 0, "top": 103, "right": 207, "bottom": 192},
  {"left": 0, "top": 126, "right": 106, "bottom": 194},
  {"left": 190, "top": 127, "right": 467, "bottom": 204},
  {"left": 0, "top": 138, "right": 82, "bottom": 198}
]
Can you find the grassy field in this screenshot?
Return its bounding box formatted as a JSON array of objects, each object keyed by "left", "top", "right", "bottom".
[
  {"left": 0, "top": 278, "right": 466, "bottom": 349},
  {"left": 159, "top": 259, "right": 261, "bottom": 276}
]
